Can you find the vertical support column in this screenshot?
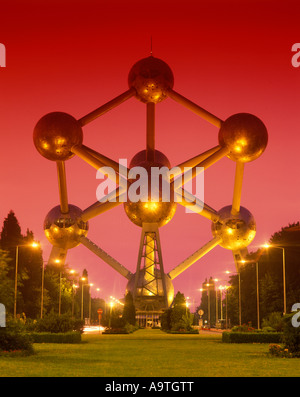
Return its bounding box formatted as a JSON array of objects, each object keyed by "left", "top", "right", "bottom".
[
  {"left": 231, "top": 161, "right": 244, "bottom": 216},
  {"left": 144, "top": 234, "right": 155, "bottom": 284},
  {"left": 133, "top": 223, "right": 169, "bottom": 309},
  {"left": 146, "top": 102, "right": 155, "bottom": 162},
  {"left": 56, "top": 161, "right": 69, "bottom": 214}
]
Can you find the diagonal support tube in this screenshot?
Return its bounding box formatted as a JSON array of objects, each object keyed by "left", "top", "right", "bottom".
[
  {"left": 78, "top": 88, "right": 135, "bottom": 126},
  {"left": 168, "top": 236, "right": 222, "bottom": 280},
  {"left": 82, "top": 188, "right": 125, "bottom": 222},
  {"left": 172, "top": 146, "right": 230, "bottom": 190},
  {"left": 79, "top": 235, "right": 132, "bottom": 280},
  {"left": 71, "top": 144, "right": 128, "bottom": 187},
  {"left": 47, "top": 246, "right": 68, "bottom": 266},
  {"left": 172, "top": 145, "right": 221, "bottom": 179},
  {"left": 167, "top": 89, "right": 223, "bottom": 128},
  {"left": 175, "top": 188, "right": 220, "bottom": 222}
]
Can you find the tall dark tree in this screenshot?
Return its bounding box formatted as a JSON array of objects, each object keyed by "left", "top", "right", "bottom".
[
  {"left": 0, "top": 211, "right": 43, "bottom": 318},
  {"left": 0, "top": 210, "right": 23, "bottom": 279},
  {"left": 0, "top": 250, "right": 14, "bottom": 313},
  {"left": 122, "top": 291, "right": 136, "bottom": 325}
]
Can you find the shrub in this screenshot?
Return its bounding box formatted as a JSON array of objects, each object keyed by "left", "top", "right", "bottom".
[
  {"left": 0, "top": 330, "right": 34, "bottom": 355},
  {"left": 281, "top": 312, "right": 300, "bottom": 356},
  {"left": 124, "top": 323, "right": 139, "bottom": 333},
  {"left": 269, "top": 344, "right": 292, "bottom": 358},
  {"left": 34, "top": 312, "right": 84, "bottom": 333},
  {"left": 231, "top": 324, "right": 256, "bottom": 333},
  {"left": 262, "top": 312, "right": 284, "bottom": 332}
]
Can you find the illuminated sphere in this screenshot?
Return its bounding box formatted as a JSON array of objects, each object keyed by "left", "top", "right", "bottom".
[
  {"left": 218, "top": 113, "right": 268, "bottom": 162},
  {"left": 211, "top": 205, "right": 256, "bottom": 250},
  {"left": 128, "top": 56, "right": 174, "bottom": 103},
  {"left": 44, "top": 204, "right": 88, "bottom": 250},
  {"left": 126, "top": 270, "right": 174, "bottom": 310},
  {"left": 123, "top": 150, "right": 177, "bottom": 227},
  {"left": 33, "top": 112, "right": 83, "bottom": 161}
]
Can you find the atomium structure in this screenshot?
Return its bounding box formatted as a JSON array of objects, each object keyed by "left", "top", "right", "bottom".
[{"left": 33, "top": 54, "right": 268, "bottom": 322}]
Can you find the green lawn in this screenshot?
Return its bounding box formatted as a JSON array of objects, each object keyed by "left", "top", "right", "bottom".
[{"left": 0, "top": 329, "right": 299, "bottom": 377}]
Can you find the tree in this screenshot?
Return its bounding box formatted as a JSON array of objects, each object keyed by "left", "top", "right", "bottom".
[
  {"left": 0, "top": 250, "right": 14, "bottom": 313},
  {"left": 224, "top": 222, "right": 300, "bottom": 327},
  {"left": 0, "top": 211, "right": 43, "bottom": 318},
  {"left": 0, "top": 211, "right": 23, "bottom": 279},
  {"left": 122, "top": 292, "right": 136, "bottom": 325}
]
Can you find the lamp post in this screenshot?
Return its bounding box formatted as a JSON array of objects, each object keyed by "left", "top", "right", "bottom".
[
  {"left": 40, "top": 260, "right": 47, "bottom": 319},
  {"left": 69, "top": 269, "right": 79, "bottom": 318},
  {"left": 255, "top": 261, "right": 260, "bottom": 329},
  {"left": 200, "top": 283, "right": 212, "bottom": 328},
  {"left": 52, "top": 259, "right": 63, "bottom": 316},
  {"left": 263, "top": 244, "right": 286, "bottom": 314},
  {"left": 109, "top": 301, "right": 114, "bottom": 329},
  {"left": 80, "top": 277, "right": 86, "bottom": 320},
  {"left": 14, "top": 242, "right": 39, "bottom": 319},
  {"left": 89, "top": 283, "right": 94, "bottom": 325},
  {"left": 224, "top": 285, "right": 230, "bottom": 329},
  {"left": 225, "top": 270, "right": 241, "bottom": 325},
  {"left": 218, "top": 286, "right": 225, "bottom": 324}
]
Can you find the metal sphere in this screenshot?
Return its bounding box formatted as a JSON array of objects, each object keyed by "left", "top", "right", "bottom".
[
  {"left": 129, "top": 149, "right": 170, "bottom": 169},
  {"left": 211, "top": 205, "right": 256, "bottom": 250},
  {"left": 33, "top": 112, "right": 83, "bottom": 161},
  {"left": 123, "top": 150, "right": 177, "bottom": 227},
  {"left": 124, "top": 201, "right": 177, "bottom": 228},
  {"left": 128, "top": 56, "right": 174, "bottom": 103},
  {"left": 44, "top": 204, "right": 88, "bottom": 250},
  {"left": 218, "top": 113, "right": 268, "bottom": 162},
  {"left": 126, "top": 270, "right": 174, "bottom": 310}
]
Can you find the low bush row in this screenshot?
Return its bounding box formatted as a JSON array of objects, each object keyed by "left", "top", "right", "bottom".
[
  {"left": 222, "top": 331, "right": 283, "bottom": 344},
  {"left": 28, "top": 332, "right": 82, "bottom": 344}
]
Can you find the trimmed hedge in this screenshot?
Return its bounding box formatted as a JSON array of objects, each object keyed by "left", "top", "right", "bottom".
[
  {"left": 165, "top": 329, "right": 199, "bottom": 334},
  {"left": 222, "top": 331, "right": 283, "bottom": 343},
  {"left": 28, "top": 332, "right": 81, "bottom": 344}
]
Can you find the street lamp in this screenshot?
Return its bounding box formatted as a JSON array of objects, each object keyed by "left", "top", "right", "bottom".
[
  {"left": 200, "top": 283, "right": 212, "bottom": 328},
  {"left": 218, "top": 285, "right": 225, "bottom": 324},
  {"left": 80, "top": 277, "right": 86, "bottom": 320},
  {"left": 40, "top": 260, "right": 47, "bottom": 319},
  {"left": 14, "top": 241, "right": 39, "bottom": 319},
  {"left": 108, "top": 301, "right": 114, "bottom": 329},
  {"left": 225, "top": 269, "right": 241, "bottom": 326},
  {"left": 53, "top": 259, "right": 63, "bottom": 316},
  {"left": 263, "top": 243, "right": 286, "bottom": 314},
  {"left": 69, "top": 269, "right": 79, "bottom": 318},
  {"left": 224, "top": 285, "right": 231, "bottom": 329},
  {"left": 89, "top": 283, "right": 94, "bottom": 324}
]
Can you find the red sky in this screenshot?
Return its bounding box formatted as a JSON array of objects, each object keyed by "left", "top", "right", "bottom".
[{"left": 1, "top": 0, "right": 300, "bottom": 310}]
